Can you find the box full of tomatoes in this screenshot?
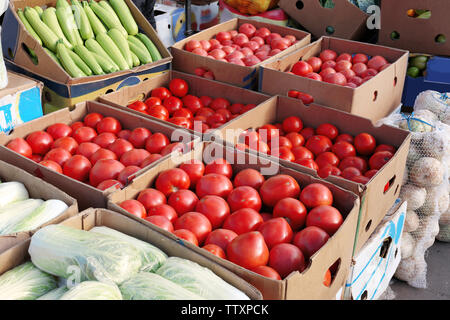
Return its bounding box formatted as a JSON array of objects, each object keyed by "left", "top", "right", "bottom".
[
  {"left": 213, "top": 95, "right": 411, "bottom": 255},
  {"left": 106, "top": 141, "right": 361, "bottom": 300},
  {"left": 0, "top": 100, "right": 199, "bottom": 210},
  {"left": 170, "top": 18, "right": 311, "bottom": 89},
  {"left": 98, "top": 70, "right": 271, "bottom": 139},
  {"left": 259, "top": 36, "right": 409, "bottom": 122}
]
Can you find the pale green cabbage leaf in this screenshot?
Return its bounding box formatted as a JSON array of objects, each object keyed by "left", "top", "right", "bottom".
[
  {"left": 0, "top": 199, "right": 44, "bottom": 235},
  {"left": 37, "top": 286, "right": 68, "bottom": 300},
  {"left": 60, "top": 281, "right": 122, "bottom": 300},
  {"left": 0, "top": 181, "right": 29, "bottom": 208}
]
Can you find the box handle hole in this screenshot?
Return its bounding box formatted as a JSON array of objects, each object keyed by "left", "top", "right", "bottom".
[
  {"left": 390, "top": 31, "right": 400, "bottom": 40},
  {"left": 318, "top": 0, "right": 335, "bottom": 9},
  {"left": 435, "top": 34, "right": 446, "bottom": 44},
  {"left": 361, "top": 290, "right": 368, "bottom": 300},
  {"left": 22, "top": 43, "right": 39, "bottom": 65},
  {"left": 365, "top": 219, "right": 372, "bottom": 232},
  {"left": 379, "top": 237, "right": 392, "bottom": 259},
  {"left": 296, "top": 0, "right": 304, "bottom": 10},
  {"left": 383, "top": 175, "right": 396, "bottom": 194},
  {"left": 7, "top": 47, "right": 14, "bottom": 59},
  {"left": 373, "top": 90, "right": 378, "bottom": 101},
  {"left": 394, "top": 76, "right": 398, "bottom": 87},
  {"left": 326, "top": 26, "right": 335, "bottom": 35}
]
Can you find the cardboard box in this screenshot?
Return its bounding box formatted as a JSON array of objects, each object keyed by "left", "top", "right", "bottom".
[
  {"left": 402, "top": 56, "right": 450, "bottom": 107},
  {"left": 97, "top": 70, "right": 271, "bottom": 140},
  {"left": 378, "top": 0, "right": 450, "bottom": 57},
  {"left": 0, "top": 100, "right": 198, "bottom": 210},
  {"left": 107, "top": 141, "right": 361, "bottom": 300},
  {"left": 0, "top": 71, "right": 43, "bottom": 133},
  {"left": 0, "top": 207, "right": 263, "bottom": 300},
  {"left": 1, "top": 0, "right": 172, "bottom": 109},
  {"left": 0, "top": 160, "right": 78, "bottom": 254},
  {"left": 343, "top": 199, "right": 405, "bottom": 300},
  {"left": 278, "top": 0, "right": 370, "bottom": 41},
  {"left": 170, "top": 18, "right": 311, "bottom": 89},
  {"left": 214, "top": 95, "right": 411, "bottom": 255},
  {"left": 259, "top": 36, "right": 409, "bottom": 122}
]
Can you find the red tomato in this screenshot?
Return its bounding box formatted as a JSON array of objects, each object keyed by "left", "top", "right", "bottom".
[
  {"left": 204, "top": 158, "right": 233, "bottom": 179},
  {"left": 194, "top": 195, "right": 230, "bottom": 229},
  {"left": 258, "top": 124, "right": 279, "bottom": 143},
  {"left": 292, "top": 61, "right": 313, "bottom": 76},
  {"left": 306, "top": 205, "right": 343, "bottom": 236},
  {"left": 350, "top": 175, "right": 370, "bottom": 184},
  {"left": 117, "top": 130, "right": 131, "bottom": 141},
  {"left": 316, "top": 123, "right": 339, "bottom": 140},
  {"left": 322, "top": 60, "right": 337, "bottom": 70},
  {"left": 305, "top": 72, "right": 322, "bottom": 81},
  {"left": 270, "top": 147, "right": 295, "bottom": 162},
  {"left": 173, "top": 229, "right": 198, "bottom": 246},
  {"left": 259, "top": 175, "right": 301, "bottom": 207},
  {"left": 278, "top": 136, "right": 293, "bottom": 149},
  {"left": 31, "top": 154, "right": 42, "bottom": 163},
  {"left": 251, "top": 265, "right": 281, "bottom": 280},
  {"left": 272, "top": 197, "right": 307, "bottom": 231},
  {"left": 332, "top": 141, "right": 356, "bottom": 160},
  {"left": 120, "top": 149, "right": 151, "bottom": 167},
  {"left": 223, "top": 208, "right": 263, "bottom": 235},
  {"left": 291, "top": 146, "right": 314, "bottom": 160},
  {"left": 128, "top": 100, "right": 147, "bottom": 112},
  {"left": 339, "top": 156, "right": 368, "bottom": 173},
  {"left": 341, "top": 167, "right": 362, "bottom": 180},
  {"left": 163, "top": 96, "right": 183, "bottom": 115},
  {"left": 340, "top": 68, "right": 356, "bottom": 80},
  {"left": 282, "top": 116, "right": 303, "bottom": 133},
  {"left": 155, "top": 168, "right": 190, "bottom": 196},
  {"left": 305, "top": 135, "right": 333, "bottom": 157},
  {"left": 307, "top": 57, "right": 323, "bottom": 72},
  {"left": 137, "top": 188, "right": 166, "bottom": 210},
  {"left": 209, "top": 97, "right": 230, "bottom": 111},
  {"left": 143, "top": 133, "right": 169, "bottom": 155},
  {"left": 216, "top": 31, "right": 232, "bottom": 43},
  {"left": 199, "top": 96, "right": 213, "bottom": 108},
  {"left": 318, "top": 165, "right": 341, "bottom": 178},
  {"left": 128, "top": 128, "right": 151, "bottom": 149},
  {"left": 367, "top": 55, "right": 388, "bottom": 71},
  {"left": 169, "top": 78, "right": 189, "bottom": 98},
  {"left": 352, "top": 53, "right": 369, "bottom": 64},
  {"left": 185, "top": 39, "right": 202, "bottom": 52},
  {"left": 160, "top": 142, "right": 186, "bottom": 156},
  {"left": 144, "top": 97, "right": 162, "bottom": 108},
  {"left": 369, "top": 151, "right": 393, "bottom": 170},
  {"left": 200, "top": 39, "right": 212, "bottom": 52},
  {"left": 250, "top": 36, "right": 265, "bottom": 47},
  {"left": 108, "top": 139, "right": 134, "bottom": 158},
  {"left": 354, "top": 133, "right": 376, "bottom": 155},
  {"left": 258, "top": 217, "right": 293, "bottom": 249},
  {"left": 52, "top": 137, "right": 78, "bottom": 154},
  {"left": 324, "top": 72, "right": 347, "bottom": 86},
  {"left": 120, "top": 199, "right": 146, "bottom": 218},
  {"left": 117, "top": 165, "right": 141, "bottom": 185},
  {"left": 151, "top": 86, "right": 171, "bottom": 101},
  {"left": 174, "top": 212, "right": 212, "bottom": 245},
  {"left": 178, "top": 159, "right": 205, "bottom": 188},
  {"left": 239, "top": 23, "right": 257, "bottom": 38},
  {"left": 295, "top": 158, "right": 319, "bottom": 170},
  {"left": 168, "top": 117, "right": 192, "bottom": 130},
  {"left": 6, "top": 138, "right": 32, "bottom": 158},
  {"left": 268, "top": 243, "right": 306, "bottom": 279},
  {"left": 335, "top": 60, "right": 352, "bottom": 73},
  {"left": 182, "top": 95, "right": 203, "bottom": 114},
  {"left": 26, "top": 131, "right": 54, "bottom": 155},
  {"left": 299, "top": 183, "right": 333, "bottom": 209},
  {"left": 196, "top": 107, "right": 215, "bottom": 119},
  {"left": 92, "top": 132, "right": 117, "bottom": 149},
  {"left": 227, "top": 231, "right": 269, "bottom": 270},
  {"left": 233, "top": 33, "right": 249, "bottom": 47},
  {"left": 83, "top": 113, "right": 103, "bottom": 128},
  {"left": 315, "top": 152, "right": 340, "bottom": 168},
  {"left": 285, "top": 132, "right": 306, "bottom": 148},
  {"left": 202, "top": 244, "right": 226, "bottom": 259},
  {"left": 375, "top": 144, "right": 396, "bottom": 154},
  {"left": 227, "top": 186, "right": 262, "bottom": 212},
  {"left": 204, "top": 228, "right": 237, "bottom": 252},
  {"left": 364, "top": 169, "right": 378, "bottom": 179},
  {"left": 147, "top": 105, "right": 169, "bottom": 121},
  {"left": 335, "top": 133, "right": 354, "bottom": 144},
  {"left": 352, "top": 63, "right": 368, "bottom": 77},
  {"left": 196, "top": 173, "right": 233, "bottom": 199},
  {"left": 62, "top": 155, "right": 92, "bottom": 181},
  {"left": 46, "top": 123, "right": 72, "bottom": 140},
  {"left": 320, "top": 49, "right": 337, "bottom": 62},
  {"left": 72, "top": 126, "right": 97, "bottom": 144},
  {"left": 141, "top": 154, "right": 163, "bottom": 168},
  {"left": 70, "top": 121, "right": 84, "bottom": 132},
  {"left": 319, "top": 67, "right": 336, "bottom": 79},
  {"left": 293, "top": 226, "right": 330, "bottom": 259},
  {"left": 233, "top": 168, "right": 265, "bottom": 191},
  {"left": 145, "top": 215, "right": 174, "bottom": 233},
  {"left": 96, "top": 117, "right": 122, "bottom": 135},
  {"left": 336, "top": 53, "right": 352, "bottom": 62},
  {"left": 89, "top": 159, "right": 125, "bottom": 187},
  {"left": 271, "top": 38, "right": 290, "bottom": 51},
  {"left": 76, "top": 142, "right": 101, "bottom": 159},
  {"left": 97, "top": 179, "right": 123, "bottom": 191},
  {"left": 43, "top": 147, "right": 72, "bottom": 167},
  {"left": 297, "top": 92, "right": 315, "bottom": 105},
  {"left": 167, "top": 189, "right": 199, "bottom": 216},
  {"left": 147, "top": 204, "right": 178, "bottom": 223},
  {"left": 255, "top": 27, "right": 271, "bottom": 39},
  {"left": 40, "top": 160, "right": 63, "bottom": 173}
]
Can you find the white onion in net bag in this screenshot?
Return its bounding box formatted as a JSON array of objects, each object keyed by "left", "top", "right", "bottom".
[{"left": 414, "top": 90, "right": 450, "bottom": 122}]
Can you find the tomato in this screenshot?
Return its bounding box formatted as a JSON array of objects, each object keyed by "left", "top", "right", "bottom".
[
  {"left": 128, "top": 100, "right": 147, "bottom": 113},
  {"left": 151, "top": 87, "right": 171, "bottom": 102},
  {"left": 272, "top": 197, "right": 307, "bottom": 230},
  {"left": 239, "top": 23, "right": 257, "bottom": 38},
  {"left": 76, "top": 142, "right": 101, "bottom": 159},
  {"left": 147, "top": 105, "right": 169, "bottom": 121},
  {"left": 40, "top": 160, "right": 63, "bottom": 173},
  {"left": 154, "top": 168, "right": 190, "bottom": 197},
  {"left": 174, "top": 211, "right": 212, "bottom": 245},
  {"left": 258, "top": 217, "right": 293, "bottom": 249},
  {"left": 46, "top": 123, "right": 72, "bottom": 140},
  {"left": 177, "top": 160, "right": 204, "bottom": 189},
  {"left": 340, "top": 68, "right": 356, "bottom": 80},
  {"left": 305, "top": 72, "right": 322, "bottom": 81},
  {"left": 191, "top": 195, "right": 230, "bottom": 229},
  {"left": 167, "top": 189, "right": 199, "bottom": 216},
  {"left": 120, "top": 149, "right": 151, "bottom": 167},
  {"left": 293, "top": 226, "right": 330, "bottom": 259},
  {"left": 141, "top": 134, "right": 168, "bottom": 156},
  {"left": 199, "top": 39, "right": 211, "bottom": 52},
  {"left": 208, "top": 98, "right": 229, "bottom": 111},
  {"left": 335, "top": 60, "right": 352, "bottom": 73},
  {"left": 307, "top": 57, "right": 323, "bottom": 73},
  {"left": 233, "top": 168, "right": 265, "bottom": 191},
  {"left": 374, "top": 144, "right": 396, "bottom": 154},
  {"left": 250, "top": 36, "right": 265, "bottom": 47},
  {"left": 92, "top": 132, "right": 117, "bottom": 149},
  {"left": 339, "top": 156, "right": 368, "bottom": 174},
  {"left": 204, "top": 158, "right": 233, "bottom": 179},
  {"left": 202, "top": 244, "right": 226, "bottom": 259},
  {"left": 204, "top": 228, "right": 237, "bottom": 252},
  {"left": 259, "top": 175, "right": 300, "bottom": 207},
  {"left": 160, "top": 142, "right": 186, "bottom": 156},
  {"left": 291, "top": 146, "right": 313, "bottom": 161},
  {"left": 268, "top": 243, "right": 306, "bottom": 279},
  {"left": 168, "top": 116, "right": 192, "bottom": 130},
  {"left": 257, "top": 124, "right": 279, "bottom": 143},
  {"left": 120, "top": 199, "right": 146, "bottom": 218},
  {"left": 6, "top": 138, "right": 32, "bottom": 158},
  {"left": 282, "top": 116, "right": 303, "bottom": 133},
  {"left": 352, "top": 53, "right": 369, "bottom": 65},
  {"left": 181, "top": 95, "right": 202, "bottom": 114},
  {"left": 89, "top": 159, "right": 125, "bottom": 187},
  {"left": 227, "top": 231, "right": 269, "bottom": 270},
  {"left": 146, "top": 204, "right": 178, "bottom": 224},
  {"left": 163, "top": 96, "right": 183, "bottom": 115},
  {"left": 95, "top": 117, "right": 121, "bottom": 135},
  {"left": 299, "top": 183, "right": 333, "bottom": 209},
  {"left": 137, "top": 188, "right": 166, "bottom": 211},
  {"left": 316, "top": 123, "right": 339, "bottom": 141},
  {"left": 43, "top": 147, "right": 72, "bottom": 167},
  {"left": 70, "top": 121, "right": 84, "bottom": 132},
  {"left": 354, "top": 133, "right": 376, "bottom": 155},
  {"left": 128, "top": 128, "right": 151, "bottom": 149},
  {"left": 278, "top": 136, "right": 293, "bottom": 149},
  {"left": 196, "top": 173, "right": 233, "bottom": 199},
  {"left": 350, "top": 175, "right": 370, "bottom": 184},
  {"left": 223, "top": 208, "right": 263, "bottom": 235},
  {"left": 295, "top": 158, "right": 319, "bottom": 170},
  {"left": 52, "top": 137, "right": 78, "bottom": 154},
  {"left": 141, "top": 154, "right": 163, "bottom": 168},
  {"left": 62, "top": 155, "right": 92, "bottom": 181},
  {"left": 318, "top": 165, "right": 341, "bottom": 178},
  {"left": 117, "top": 165, "right": 141, "bottom": 185},
  {"left": 292, "top": 61, "right": 313, "bottom": 76},
  {"left": 298, "top": 129, "right": 312, "bottom": 145},
  {"left": 369, "top": 151, "right": 393, "bottom": 170},
  {"left": 227, "top": 186, "right": 262, "bottom": 213},
  {"left": 31, "top": 154, "right": 42, "bottom": 163},
  {"left": 173, "top": 229, "right": 198, "bottom": 246},
  {"left": 367, "top": 55, "right": 388, "bottom": 71},
  {"left": 255, "top": 27, "right": 271, "bottom": 39},
  {"left": 83, "top": 113, "right": 103, "bottom": 129},
  {"left": 341, "top": 167, "right": 362, "bottom": 180},
  {"left": 26, "top": 131, "right": 54, "bottom": 155},
  {"left": 72, "top": 126, "right": 97, "bottom": 144},
  {"left": 319, "top": 67, "right": 336, "bottom": 80},
  {"left": 319, "top": 49, "right": 337, "bottom": 62},
  {"left": 108, "top": 139, "right": 134, "bottom": 158},
  {"left": 297, "top": 92, "right": 315, "bottom": 105},
  {"left": 335, "top": 133, "right": 354, "bottom": 144},
  {"left": 97, "top": 179, "right": 123, "bottom": 191},
  {"left": 351, "top": 62, "right": 367, "bottom": 77},
  {"left": 250, "top": 265, "right": 281, "bottom": 280},
  {"left": 271, "top": 38, "right": 290, "bottom": 51},
  {"left": 270, "top": 146, "right": 295, "bottom": 162},
  {"left": 216, "top": 31, "right": 232, "bottom": 43},
  {"left": 117, "top": 130, "right": 131, "bottom": 140},
  {"left": 335, "top": 53, "right": 351, "bottom": 62},
  {"left": 145, "top": 215, "right": 174, "bottom": 233},
  {"left": 364, "top": 169, "right": 378, "bottom": 179},
  {"left": 168, "top": 78, "right": 188, "bottom": 98},
  {"left": 305, "top": 135, "right": 333, "bottom": 157},
  {"left": 306, "top": 205, "right": 343, "bottom": 236},
  {"left": 324, "top": 72, "right": 347, "bottom": 86},
  {"left": 315, "top": 152, "right": 340, "bottom": 169},
  {"left": 322, "top": 61, "right": 337, "bottom": 70},
  {"left": 331, "top": 141, "right": 356, "bottom": 160},
  {"left": 89, "top": 148, "right": 118, "bottom": 166},
  {"left": 185, "top": 39, "right": 202, "bottom": 52}
]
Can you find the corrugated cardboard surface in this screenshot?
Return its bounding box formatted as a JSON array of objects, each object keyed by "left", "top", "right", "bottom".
[
  {"left": 0, "top": 71, "right": 42, "bottom": 97},
  {"left": 278, "top": 0, "right": 369, "bottom": 40},
  {"left": 215, "top": 95, "right": 411, "bottom": 256},
  {"left": 260, "top": 36, "right": 409, "bottom": 123},
  {"left": 0, "top": 208, "right": 263, "bottom": 300},
  {"left": 0, "top": 101, "right": 198, "bottom": 210},
  {"left": 98, "top": 70, "right": 271, "bottom": 140},
  {"left": 171, "top": 18, "right": 311, "bottom": 89},
  {"left": 378, "top": 0, "right": 450, "bottom": 57},
  {"left": 0, "top": 160, "right": 78, "bottom": 254},
  {"left": 107, "top": 141, "right": 360, "bottom": 300}
]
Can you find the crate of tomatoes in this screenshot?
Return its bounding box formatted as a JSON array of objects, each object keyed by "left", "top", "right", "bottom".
[
  {"left": 259, "top": 36, "right": 409, "bottom": 122},
  {"left": 106, "top": 141, "right": 360, "bottom": 300},
  {"left": 213, "top": 95, "right": 411, "bottom": 255},
  {"left": 0, "top": 101, "right": 198, "bottom": 210}
]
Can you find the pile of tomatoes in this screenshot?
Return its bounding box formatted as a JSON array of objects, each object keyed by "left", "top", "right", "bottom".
[
  {"left": 127, "top": 78, "right": 257, "bottom": 133},
  {"left": 119, "top": 157, "right": 343, "bottom": 284},
  {"left": 289, "top": 49, "right": 390, "bottom": 88},
  {"left": 237, "top": 116, "right": 397, "bottom": 184},
  {"left": 5, "top": 112, "right": 184, "bottom": 190},
  {"left": 184, "top": 23, "right": 298, "bottom": 67}
]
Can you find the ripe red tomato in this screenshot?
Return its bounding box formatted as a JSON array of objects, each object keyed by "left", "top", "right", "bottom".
[
  {"left": 352, "top": 62, "right": 368, "bottom": 77},
  {"left": 319, "top": 67, "right": 336, "bottom": 79},
  {"left": 292, "top": 61, "right": 313, "bottom": 76},
  {"left": 178, "top": 159, "right": 205, "bottom": 188},
  {"left": 108, "top": 139, "right": 134, "bottom": 158},
  {"left": 6, "top": 138, "right": 32, "bottom": 158},
  {"left": 120, "top": 149, "right": 150, "bottom": 167},
  {"left": 272, "top": 197, "right": 307, "bottom": 231},
  {"left": 141, "top": 154, "right": 163, "bottom": 168},
  {"left": 340, "top": 68, "right": 356, "bottom": 80},
  {"left": 282, "top": 116, "right": 303, "bottom": 133},
  {"left": 204, "top": 158, "right": 233, "bottom": 179},
  {"left": 147, "top": 204, "right": 178, "bottom": 223},
  {"left": 341, "top": 167, "right": 362, "bottom": 180},
  {"left": 305, "top": 135, "right": 333, "bottom": 157},
  {"left": 251, "top": 265, "right": 281, "bottom": 280},
  {"left": 216, "top": 31, "right": 232, "bottom": 43},
  {"left": 339, "top": 156, "right": 368, "bottom": 173},
  {"left": 278, "top": 137, "right": 294, "bottom": 150},
  {"left": 258, "top": 217, "right": 293, "bottom": 249},
  {"left": 52, "top": 137, "right": 78, "bottom": 154},
  {"left": 239, "top": 23, "right": 257, "bottom": 38},
  {"left": 331, "top": 141, "right": 356, "bottom": 160},
  {"left": 294, "top": 158, "right": 319, "bottom": 170},
  {"left": 318, "top": 165, "right": 341, "bottom": 178},
  {"left": 259, "top": 175, "right": 301, "bottom": 207},
  {"left": 169, "top": 78, "right": 189, "bottom": 98},
  {"left": 147, "top": 105, "right": 169, "bottom": 121},
  {"left": 322, "top": 61, "right": 337, "bottom": 71},
  {"left": 352, "top": 53, "right": 369, "bottom": 64},
  {"left": 194, "top": 195, "right": 230, "bottom": 229},
  {"left": 46, "top": 123, "right": 72, "bottom": 140},
  {"left": 76, "top": 142, "right": 101, "bottom": 159},
  {"left": 336, "top": 53, "right": 352, "bottom": 62},
  {"left": 43, "top": 147, "right": 72, "bottom": 167},
  {"left": 92, "top": 132, "right": 117, "bottom": 149},
  {"left": 155, "top": 168, "right": 190, "bottom": 196},
  {"left": 316, "top": 123, "right": 339, "bottom": 140},
  {"left": 151, "top": 87, "right": 172, "bottom": 100},
  {"left": 307, "top": 57, "right": 323, "bottom": 72},
  {"left": 350, "top": 175, "right": 370, "bottom": 184},
  {"left": 271, "top": 38, "right": 290, "bottom": 51},
  {"left": 202, "top": 244, "right": 226, "bottom": 259},
  {"left": 209, "top": 97, "right": 230, "bottom": 111},
  {"left": 185, "top": 39, "right": 202, "bottom": 52},
  {"left": 163, "top": 96, "right": 183, "bottom": 115},
  {"left": 117, "top": 130, "right": 131, "bottom": 140},
  {"left": 227, "top": 231, "right": 269, "bottom": 270},
  {"left": 222, "top": 208, "right": 263, "bottom": 235},
  {"left": 120, "top": 199, "right": 147, "bottom": 218},
  {"left": 72, "top": 126, "right": 97, "bottom": 144},
  {"left": 233, "top": 169, "right": 265, "bottom": 191},
  {"left": 144, "top": 133, "right": 169, "bottom": 154},
  {"left": 117, "top": 165, "right": 141, "bottom": 185},
  {"left": 291, "top": 146, "right": 314, "bottom": 161},
  {"left": 83, "top": 113, "right": 103, "bottom": 129},
  {"left": 145, "top": 215, "right": 174, "bottom": 233},
  {"left": 70, "top": 121, "right": 84, "bottom": 132},
  {"left": 258, "top": 124, "right": 279, "bottom": 143},
  {"left": 144, "top": 96, "right": 162, "bottom": 108},
  {"left": 367, "top": 55, "right": 388, "bottom": 71},
  {"left": 173, "top": 229, "right": 198, "bottom": 246},
  {"left": 31, "top": 154, "right": 42, "bottom": 163},
  {"left": 97, "top": 179, "right": 123, "bottom": 191},
  {"left": 182, "top": 95, "right": 203, "bottom": 114},
  {"left": 319, "top": 49, "right": 337, "bottom": 62},
  {"left": 167, "top": 189, "right": 199, "bottom": 216},
  {"left": 128, "top": 100, "right": 147, "bottom": 113},
  {"left": 315, "top": 152, "right": 340, "bottom": 168},
  {"left": 96, "top": 117, "right": 122, "bottom": 135},
  {"left": 300, "top": 128, "right": 315, "bottom": 141},
  {"left": 174, "top": 211, "right": 212, "bottom": 245},
  {"left": 270, "top": 147, "right": 295, "bottom": 162},
  {"left": 255, "top": 27, "right": 271, "bottom": 39},
  {"left": 204, "top": 228, "right": 237, "bottom": 252},
  {"left": 299, "top": 183, "right": 333, "bottom": 208},
  {"left": 369, "top": 151, "right": 394, "bottom": 170},
  {"left": 160, "top": 142, "right": 186, "bottom": 156},
  {"left": 293, "top": 226, "right": 330, "bottom": 259},
  {"left": 40, "top": 160, "right": 63, "bottom": 174},
  {"left": 354, "top": 133, "right": 376, "bottom": 155},
  {"left": 200, "top": 39, "right": 212, "bottom": 52},
  {"left": 128, "top": 128, "right": 151, "bottom": 149},
  {"left": 297, "top": 92, "right": 315, "bottom": 105},
  {"left": 196, "top": 173, "right": 233, "bottom": 199},
  {"left": 227, "top": 186, "right": 262, "bottom": 212},
  {"left": 324, "top": 72, "right": 347, "bottom": 86},
  {"left": 374, "top": 144, "right": 396, "bottom": 154},
  {"left": 137, "top": 188, "right": 166, "bottom": 210},
  {"left": 364, "top": 169, "right": 379, "bottom": 179},
  {"left": 306, "top": 205, "right": 344, "bottom": 236},
  {"left": 305, "top": 72, "right": 322, "bottom": 81},
  {"left": 62, "top": 155, "right": 92, "bottom": 181},
  {"left": 268, "top": 243, "right": 306, "bottom": 279},
  {"left": 89, "top": 159, "right": 125, "bottom": 187},
  {"left": 335, "top": 133, "right": 354, "bottom": 144},
  {"left": 168, "top": 117, "right": 192, "bottom": 130},
  {"left": 26, "top": 131, "right": 54, "bottom": 155},
  {"left": 335, "top": 60, "right": 352, "bottom": 73}
]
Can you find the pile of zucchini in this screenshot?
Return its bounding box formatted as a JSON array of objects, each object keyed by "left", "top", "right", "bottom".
[{"left": 17, "top": 0, "right": 163, "bottom": 78}]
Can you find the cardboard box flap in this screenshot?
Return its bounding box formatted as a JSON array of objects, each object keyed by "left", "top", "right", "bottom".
[{"left": 0, "top": 71, "right": 43, "bottom": 97}]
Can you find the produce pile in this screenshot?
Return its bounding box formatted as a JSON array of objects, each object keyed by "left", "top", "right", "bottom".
[
  {"left": 0, "top": 181, "right": 68, "bottom": 235},
  {"left": 0, "top": 225, "right": 250, "bottom": 300},
  {"left": 17, "top": 0, "right": 163, "bottom": 78},
  {"left": 5, "top": 112, "right": 187, "bottom": 190},
  {"left": 236, "top": 117, "right": 397, "bottom": 185},
  {"left": 407, "top": 55, "right": 430, "bottom": 79},
  {"left": 118, "top": 157, "right": 346, "bottom": 283},
  {"left": 127, "top": 78, "right": 257, "bottom": 133}
]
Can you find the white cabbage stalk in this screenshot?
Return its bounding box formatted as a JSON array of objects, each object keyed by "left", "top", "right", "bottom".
[
  {"left": 37, "top": 286, "right": 68, "bottom": 300},
  {"left": 155, "top": 257, "right": 250, "bottom": 300},
  {"left": 60, "top": 281, "right": 122, "bottom": 300},
  {"left": 119, "top": 272, "right": 204, "bottom": 300},
  {"left": 7, "top": 199, "right": 69, "bottom": 234},
  {"left": 0, "top": 181, "right": 29, "bottom": 208},
  {"left": 28, "top": 225, "right": 143, "bottom": 284},
  {"left": 0, "top": 199, "right": 44, "bottom": 235},
  {"left": 0, "top": 262, "right": 57, "bottom": 300},
  {"left": 90, "top": 226, "right": 168, "bottom": 272}
]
